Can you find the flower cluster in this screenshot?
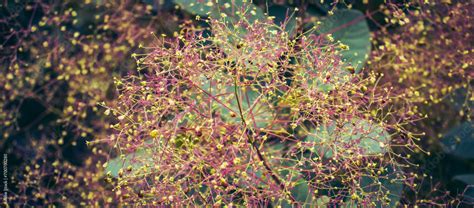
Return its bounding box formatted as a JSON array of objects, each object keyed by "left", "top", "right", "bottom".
[
  {"left": 0, "top": 0, "right": 176, "bottom": 205},
  {"left": 12, "top": 137, "right": 114, "bottom": 206},
  {"left": 105, "top": 8, "right": 416, "bottom": 206},
  {"left": 0, "top": 1, "right": 168, "bottom": 138},
  {"left": 370, "top": 0, "right": 473, "bottom": 117},
  {"left": 368, "top": 0, "right": 473, "bottom": 205}
]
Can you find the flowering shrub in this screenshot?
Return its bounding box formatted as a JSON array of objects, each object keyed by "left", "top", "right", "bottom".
[
  {"left": 3, "top": 0, "right": 470, "bottom": 206},
  {"left": 367, "top": 0, "right": 474, "bottom": 205},
  {"left": 0, "top": 0, "right": 167, "bottom": 139},
  {"left": 0, "top": 0, "right": 176, "bottom": 205},
  {"left": 12, "top": 137, "right": 114, "bottom": 206},
  {"left": 104, "top": 4, "right": 416, "bottom": 206},
  {"left": 370, "top": 0, "right": 473, "bottom": 117}
]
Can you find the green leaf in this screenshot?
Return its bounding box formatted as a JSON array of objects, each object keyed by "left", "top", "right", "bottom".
[
  {"left": 315, "top": 195, "right": 330, "bottom": 207},
  {"left": 291, "top": 179, "right": 312, "bottom": 205},
  {"left": 453, "top": 174, "right": 474, "bottom": 185},
  {"left": 441, "top": 122, "right": 474, "bottom": 159},
  {"left": 305, "top": 3, "right": 329, "bottom": 17},
  {"left": 267, "top": 5, "right": 297, "bottom": 36},
  {"left": 305, "top": 123, "right": 336, "bottom": 158},
  {"left": 174, "top": 0, "right": 215, "bottom": 17},
  {"left": 105, "top": 148, "right": 154, "bottom": 177},
  {"left": 175, "top": 1, "right": 275, "bottom": 66},
  {"left": 174, "top": 0, "right": 265, "bottom": 23},
  {"left": 358, "top": 165, "right": 403, "bottom": 208},
  {"left": 342, "top": 201, "right": 358, "bottom": 208},
  {"left": 315, "top": 9, "right": 371, "bottom": 72},
  {"left": 222, "top": 86, "right": 274, "bottom": 128},
  {"left": 274, "top": 178, "right": 313, "bottom": 208},
  {"left": 463, "top": 186, "right": 474, "bottom": 204},
  {"left": 196, "top": 74, "right": 275, "bottom": 128},
  {"left": 316, "top": 83, "right": 335, "bottom": 93},
  {"left": 269, "top": 158, "right": 314, "bottom": 207},
  {"left": 450, "top": 88, "right": 473, "bottom": 111},
  {"left": 305, "top": 118, "right": 390, "bottom": 158}
]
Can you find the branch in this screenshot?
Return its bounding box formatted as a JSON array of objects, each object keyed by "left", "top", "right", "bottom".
[{"left": 233, "top": 76, "right": 297, "bottom": 204}]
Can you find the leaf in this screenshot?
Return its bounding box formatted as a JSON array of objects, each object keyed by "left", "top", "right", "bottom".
[
  {"left": 450, "top": 88, "right": 473, "bottom": 111},
  {"left": 196, "top": 75, "right": 275, "bottom": 128},
  {"left": 291, "top": 179, "right": 312, "bottom": 206},
  {"left": 463, "top": 186, "right": 474, "bottom": 204},
  {"left": 315, "top": 195, "right": 330, "bottom": 207},
  {"left": 174, "top": 0, "right": 265, "bottom": 23},
  {"left": 305, "top": 123, "right": 336, "bottom": 158},
  {"left": 267, "top": 5, "right": 297, "bottom": 36},
  {"left": 105, "top": 148, "right": 153, "bottom": 177},
  {"left": 440, "top": 122, "right": 474, "bottom": 159},
  {"left": 274, "top": 178, "right": 313, "bottom": 208},
  {"left": 302, "top": 10, "right": 372, "bottom": 94},
  {"left": 222, "top": 86, "right": 274, "bottom": 128},
  {"left": 267, "top": 158, "right": 314, "bottom": 207},
  {"left": 342, "top": 119, "right": 390, "bottom": 155},
  {"left": 358, "top": 165, "right": 403, "bottom": 208},
  {"left": 174, "top": 0, "right": 220, "bottom": 17},
  {"left": 453, "top": 174, "right": 474, "bottom": 185},
  {"left": 175, "top": 1, "right": 274, "bottom": 66},
  {"left": 305, "top": 118, "right": 390, "bottom": 158},
  {"left": 316, "top": 83, "right": 335, "bottom": 93},
  {"left": 315, "top": 9, "right": 371, "bottom": 72}
]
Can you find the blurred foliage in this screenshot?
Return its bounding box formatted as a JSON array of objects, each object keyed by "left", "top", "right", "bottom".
[{"left": 0, "top": 0, "right": 178, "bottom": 205}]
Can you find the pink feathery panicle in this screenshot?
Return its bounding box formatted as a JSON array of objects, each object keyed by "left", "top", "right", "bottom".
[
  {"left": 0, "top": 1, "right": 178, "bottom": 205},
  {"left": 0, "top": 0, "right": 470, "bottom": 206},
  {"left": 371, "top": 0, "right": 473, "bottom": 110},
  {"left": 105, "top": 7, "right": 416, "bottom": 207}
]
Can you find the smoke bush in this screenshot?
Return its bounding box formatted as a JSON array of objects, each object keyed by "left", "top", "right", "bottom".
[
  {"left": 370, "top": 0, "right": 473, "bottom": 116},
  {"left": 105, "top": 6, "right": 416, "bottom": 207},
  {"left": 0, "top": 1, "right": 174, "bottom": 205}
]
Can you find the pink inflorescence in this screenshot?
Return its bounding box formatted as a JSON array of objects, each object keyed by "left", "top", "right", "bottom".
[{"left": 105, "top": 10, "right": 416, "bottom": 207}]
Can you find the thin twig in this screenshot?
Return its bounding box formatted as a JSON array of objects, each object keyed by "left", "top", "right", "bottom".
[{"left": 233, "top": 76, "right": 297, "bottom": 204}]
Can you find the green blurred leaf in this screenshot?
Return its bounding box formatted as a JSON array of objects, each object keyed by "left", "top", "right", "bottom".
[
  {"left": 267, "top": 5, "right": 297, "bottom": 36},
  {"left": 197, "top": 75, "right": 275, "bottom": 128},
  {"left": 450, "top": 88, "right": 473, "bottom": 111},
  {"left": 304, "top": 73, "right": 339, "bottom": 94},
  {"left": 441, "top": 122, "right": 474, "bottom": 159},
  {"left": 313, "top": 9, "right": 371, "bottom": 72},
  {"left": 105, "top": 148, "right": 153, "bottom": 177},
  {"left": 291, "top": 179, "right": 312, "bottom": 205},
  {"left": 316, "top": 83, "right": 335, "bottom": 93},
  {"left": 463, "top": 186, "right": 474, "bottom": 204},
  {"left": 315, "top": 195, "right": 330, "bottom": 207},
  {"left": 174, "top": 0, "right": 265, "bottom": 23},
  {"left": 305, "top": 118, "right": 390, "bottom": 158},
  {"left": 453, "top": 174, "right": 474, "bottom": 185},
  {"left": 305, "top": 123, "right": 336, "bottom": 158},
  {"left": 358, "top": 165, "right": 403, "bottom": 208},
  {"left": 274, "top": 178, "right": 313, "bottom": 207},
  {"left": 268, "top": 158, "right": 315, "bottom": 207},
  {"left": 303, "top": 9, "right": 372, "bottom": 94}
]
